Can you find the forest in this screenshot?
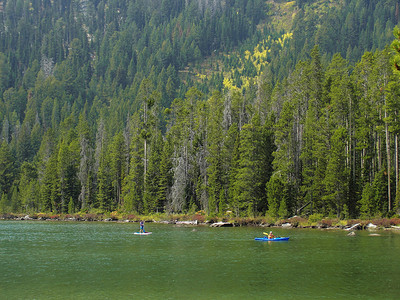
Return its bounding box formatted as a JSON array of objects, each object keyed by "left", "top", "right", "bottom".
[{"left": 1, "top": 0, "right": 400, "bottom": 220}]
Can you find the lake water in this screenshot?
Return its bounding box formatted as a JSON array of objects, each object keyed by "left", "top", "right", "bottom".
[{"left": 1, "top": 221, "right": 399, "bottom": 299}]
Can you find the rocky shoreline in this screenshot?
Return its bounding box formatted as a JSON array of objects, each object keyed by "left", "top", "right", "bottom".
[{"left": 1, "top": 213, "right": 400, "bottom": 232}]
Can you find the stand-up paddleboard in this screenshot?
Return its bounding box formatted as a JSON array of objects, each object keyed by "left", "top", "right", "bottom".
[{"left": 134, "top": 232, "right": 152, "bottom": 235}]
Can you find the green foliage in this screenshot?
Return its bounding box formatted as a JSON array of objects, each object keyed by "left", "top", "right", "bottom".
[
  {"left": 0, "top": 141, "right": 15, "bottom": 197},
  {"left": 308, "top": 213, "right": 324, "bottom": 224},
  {"left": 360, "top": 170, "right": 388, "bottom": 218},
  {"left": 0, "top": 193, "right": 9, "bottom": 213},
  {"left": 68, "top": 198, "right": 75, "bottom": 214},
  {"left": 278, "top": 198, "right": 288, "bottom": 219},
  {"left": 323, "top": 127, "right": 350, "bottom": 218},
  {"left": 266, "top": 176, "right": 285, "bottom": 218}
]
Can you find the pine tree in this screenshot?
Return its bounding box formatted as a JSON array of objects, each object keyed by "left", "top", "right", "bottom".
[
  {"left": 18, "top": 162, "right": 38, "bottom": 212},
  {"left": 266, "top": 175, "right": 284, "bottom": 218},
  {"left": 123, "top": 113, "right": 144, "bottom": 213},
  {"left": 143, "top": 132, "right": 163, "bottom": 213},
  {"left": 57, "top": 137, "right": 80, "bottom": 213},
  {"left": 233, "top": 123, "right": 257, "bottom": 217},
  {"left": 110, "top": 132, "right": 126, "bottom": 208},
  {"left": 96, "top": 149, "right": 112, "bottom": 211},
  {"left": 206, "top": 91, "right": 224, "bottom": 215},
  {"left": 252, "top": 113, "right": 275, "bottom": 213},
  {"left": 157, "top": 136, "right": 173, "bottom": 213},
  {"left": 272, "top": 100, "right": 295, "bottom": 210},
  {"left": 77, "top": 113, "right": 93, "bottom": 210},
  {"left": 0, "top": 141, "right": 15, "bottom": 197},
  {"left": 323, "top": 127, "right": 350, "bottom": 218},
  {"left": 0, "top": 193, "right": 9, "bottom": 213}
]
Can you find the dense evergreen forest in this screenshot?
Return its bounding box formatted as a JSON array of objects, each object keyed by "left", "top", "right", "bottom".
[{"left": 1, "top": 0, "right": 400, "bottom": 219}]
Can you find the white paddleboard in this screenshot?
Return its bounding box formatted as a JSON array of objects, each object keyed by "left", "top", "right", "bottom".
[{"left": 134, "top": 232, "right": 152, "bottom": 235}]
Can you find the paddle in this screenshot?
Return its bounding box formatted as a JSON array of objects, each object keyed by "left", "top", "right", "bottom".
[{"left": 262, "top": 232, "right": 280, "bottom": 239}]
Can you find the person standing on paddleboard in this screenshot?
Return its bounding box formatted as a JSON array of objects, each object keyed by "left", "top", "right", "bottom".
[{"left": 140, "top": 221, "right": 145, "bottom": 233}]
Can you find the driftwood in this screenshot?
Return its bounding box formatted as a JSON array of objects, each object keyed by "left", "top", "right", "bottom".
[
  {"left": 296, "top": 201, "right": 312, "bottom": 214},
  {"left": 345, "top": 223, "right": 361, "bottom": 231},
  {"left": 175, "top": 220, "right": 198, "bottom": 225},
  {"left": 210, "top": 222, "right": 234, "bottom": 227}
]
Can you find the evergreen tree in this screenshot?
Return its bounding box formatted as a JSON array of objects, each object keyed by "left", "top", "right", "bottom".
[
  {"left": 233, "top": 123, "right": 257, "bottom": 217},
  {"left": 123, "top": 113, "right": 144, "bottom": 212},
  {"left": 0, "top": 192, "right": 8, "bottom": 213},
  {"left": 110, "top": 132, "right": 126, "bottom": 208},
  {"left": 157, "top": 134, "right": 173, "bottom": 213},
  {"left": 77, "top": 113, "right": 93, "bottom": 210},
  {"left": 144, "top": 133, "right": 162, "bottom": 213},
  {"left": 323, "top": 127, "right": 350, "bottom": 218},
  {"left": 18, "top": 162, "right": 38, "bottom": 212},
  {"left": 206, "top": 91, "right": 224, "bottom": 215},
  {"left": 272, "top": 100, "right": 296, "bottom": 210},
  {"left": 96, "top": 148, "right": 112, "bottom": 211},
  {"left": 0, "top": 141, "right": 15, "bottom": 197},
  {"left": 266, "top": 175, "right": 284, "bottom": 218}
]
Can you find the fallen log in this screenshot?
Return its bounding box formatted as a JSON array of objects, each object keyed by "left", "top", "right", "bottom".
[
  {"left": 344, "top": 223, "right": 361, "bottom": 231},
  {"left": 176, "top": 220, "right": 198, "bottom": 225},
  {"left": 210, "top": 222, "right": 234, "bottom": 227}
]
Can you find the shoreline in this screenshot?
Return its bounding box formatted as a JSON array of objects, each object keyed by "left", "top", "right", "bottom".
[{"left": 1, "top": 212, "right": 400, "bottom": 231}]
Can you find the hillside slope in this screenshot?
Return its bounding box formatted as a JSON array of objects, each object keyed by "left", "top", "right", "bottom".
[{"left": 0, "top": 0, "right": 400, "bottom": 219}]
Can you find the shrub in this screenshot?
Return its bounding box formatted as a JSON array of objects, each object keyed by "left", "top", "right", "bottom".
[
  {"left": 206, "top": 215, "right": 219, "bottom": 223},
  {"left": 110, "top": 211, "right": 120, "bottom": 220},
  {"left": 0, "top": 213, "right": 16, "bottom": 219},
  {"left": 286, "top": 216, "right": 307, "bottom": 227},
  {"left": 192, "top": 214, "right": 206, "bottom": 223},
  {"left": 333, "top": 219, "right": 348, "bottom": 227},
  {"left": 372, "top": 218, "right": 391, "bottom": 227},
  {"left": 84, "top": 213, "right": 98, "bottom": 221},
  {"left": 347, "top": 219, "right": 361, "bottom": 226},
  {"left": 308, "top": 213, "right": 324, "bottom": 224},
  {"left": 319, "top": 218, "right": 333, "bottom": 228},
  {"left": 123, "top": 214, "right": 137, "bottom": 221}
]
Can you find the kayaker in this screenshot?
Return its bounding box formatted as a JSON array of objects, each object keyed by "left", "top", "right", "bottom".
[
  {"left": 268, "top": 231, "right": 275, "bottom": 239},
  {"left": 139, "top": 221, "right": 145, "bottom": 233}
]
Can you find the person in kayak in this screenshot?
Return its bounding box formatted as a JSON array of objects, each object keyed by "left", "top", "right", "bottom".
[
  {"left": 268, "top": 231, "right": 275, "bottom": 239},
  {"left": 139, "top": 221, "right": 145, "bottom": 233}
]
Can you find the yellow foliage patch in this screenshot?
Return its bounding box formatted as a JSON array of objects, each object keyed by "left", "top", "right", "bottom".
[
  {"left": 222, "top": 32, "right": 293, "bottom": 93},
  {"left": 196, "top": 73, "right": 207, "bottom": 80}
]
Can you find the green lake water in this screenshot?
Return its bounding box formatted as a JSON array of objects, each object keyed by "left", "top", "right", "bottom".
[{"left": 1, "top": 221, "right": 399, "bottom": 299}]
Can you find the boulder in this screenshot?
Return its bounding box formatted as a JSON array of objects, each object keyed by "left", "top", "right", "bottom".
[
  {"left": 281, "top": 223, "right": 292, "bottom": 228},
  {"left": 366, "top": 223, "right": 378, "bottom": 230}
]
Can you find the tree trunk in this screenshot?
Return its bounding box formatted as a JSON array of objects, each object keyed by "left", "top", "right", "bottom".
[
  {"left": 385, "top": 107, "right": 391, "bottom": 212},
  {"left": 396, "top": 134, "right": 399, "bottom": 200}
]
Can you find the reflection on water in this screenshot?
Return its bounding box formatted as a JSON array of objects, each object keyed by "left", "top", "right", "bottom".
[{"left": 1, "top": 221, "right": 399, "bottom": 299}]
